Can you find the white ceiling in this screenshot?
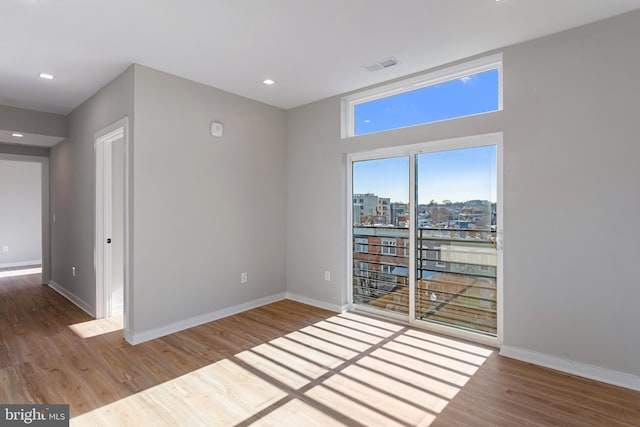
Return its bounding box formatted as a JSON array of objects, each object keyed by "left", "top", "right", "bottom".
[{"left": 1, "top": 0, "right": 640, "bottom": 116}]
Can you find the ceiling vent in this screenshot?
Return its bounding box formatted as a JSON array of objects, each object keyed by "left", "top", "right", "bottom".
[{"left": 363, "top": 57, "right": 398, "bottom": 72}]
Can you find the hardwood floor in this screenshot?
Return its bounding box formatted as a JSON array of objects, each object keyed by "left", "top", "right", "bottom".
[{"left": 1, "top": 271, "right": 639, "bottom": 426}]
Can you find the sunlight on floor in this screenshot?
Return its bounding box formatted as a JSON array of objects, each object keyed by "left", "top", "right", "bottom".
[
  {"left": 71, "top": 311, "right": 493, "bottom": 426},
  {"left": 68, "top": 315, "right": 123, "bottom": 339},
  {"left": 251, "top": 398, "right": 344, "bottom": 427},
  {"left": 72, "top": 359, "right": 288, "bottom": 426},
  {"left": 236, "top": 342, "right": 327, "bottom": 389},
  {"left": 0, "top": 266, "right": 41, "bottom": 278}
]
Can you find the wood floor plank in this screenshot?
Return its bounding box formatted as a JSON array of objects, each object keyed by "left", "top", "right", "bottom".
[{"left": 0, "top": 271, "right": 638, "bottom": 426}]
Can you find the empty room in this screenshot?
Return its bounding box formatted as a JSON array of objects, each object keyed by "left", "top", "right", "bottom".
[{"left": 1, "top": 1, "right": 639, "bottom": 426}]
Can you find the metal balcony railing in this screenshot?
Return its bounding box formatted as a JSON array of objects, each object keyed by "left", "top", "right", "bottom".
[{"left": 353, "top": 226, "right": 497, "bottom": 336}]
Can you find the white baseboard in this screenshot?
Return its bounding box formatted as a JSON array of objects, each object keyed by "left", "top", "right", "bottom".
[
  {"left": 0, "top": 260, "right": 42, "bottom": 269},
  {"left": 285, "top": 292, "right": 348, "bottom": 313},
  {"left": 48, "top": 280, "right": 94, "bottom": 317},
  {"left": 129, "top": 292, "right": 287, "bottom": 345},
  {"left": 500, "top": 345, "right": 640, "bottom": 391}
]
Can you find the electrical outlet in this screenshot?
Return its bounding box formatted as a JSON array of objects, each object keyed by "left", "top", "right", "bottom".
[
  {"left": 1, "top": 246, "right": 8, "bottom": 253},
  {"left": 72, "top": 266, "right": 76, "bottom": 277},
  {"left": 324, "top": 271, "right": 331, "bottom": 281},
  {"left": 241, "top": 272, "right": 248, "bottom": 283}
]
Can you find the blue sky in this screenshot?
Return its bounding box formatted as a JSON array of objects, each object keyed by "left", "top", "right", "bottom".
[
  {"left": 417, "top": 146, "right": 496, "bottom": 204},
  {"left": 353, "top": 157, "right": 410, "bottom": 203},
  {"left": 355, "top": 69, "right": 499, "bottom": 135},
  {"left": 353, "top": 146, "right": 496, "bottom": 204}
]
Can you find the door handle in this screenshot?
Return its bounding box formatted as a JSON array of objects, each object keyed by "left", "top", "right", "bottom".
[{"left": 107, "top": 238, "right": 112, "bottom": 244}]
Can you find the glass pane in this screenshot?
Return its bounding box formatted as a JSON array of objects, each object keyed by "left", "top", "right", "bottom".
[
  {"left": 415, "top": 146, "right": 497, "bottom": 336},
  {"left": 352, "top": 157, "right": 409, "bottom": 315},
  {"left": 355, "top": 69, "right": 499, "bottom": 136}
]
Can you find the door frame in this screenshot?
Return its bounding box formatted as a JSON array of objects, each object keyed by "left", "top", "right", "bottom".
[
  {"left": 346, "top": 132, "right": 503, "bottom": 347},
  {"left": 95, "top": 117, "right": 130, "bottom": 334}
]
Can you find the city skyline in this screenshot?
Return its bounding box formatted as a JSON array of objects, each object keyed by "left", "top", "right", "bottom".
[{"left": 353, "top": 145, "right": 497, "bottom": 204}]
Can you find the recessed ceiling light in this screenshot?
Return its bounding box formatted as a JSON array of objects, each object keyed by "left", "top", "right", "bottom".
[
  {"left": 11, "top": 133, "right": 24, "bottom": 138},
  {"left": 39, "top": 73, "right": 55, "bottom": 80},
  {"left": 262, "top": 79, "right": 276, "bottom": 85}
]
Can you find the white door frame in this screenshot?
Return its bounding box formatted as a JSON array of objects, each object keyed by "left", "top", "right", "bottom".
[
  {"left": 346, "top": 132, "right": 504, "bottom": 347},
  {"left": 95, "top": 117, "right": 130, "bottom": 334}
]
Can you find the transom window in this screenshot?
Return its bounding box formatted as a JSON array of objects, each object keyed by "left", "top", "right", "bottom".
[{"left": 342, "top": 54, "right": 502, "bottom": 137}]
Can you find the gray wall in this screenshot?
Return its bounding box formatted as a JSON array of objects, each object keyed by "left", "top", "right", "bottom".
[
  {"left": 0, "top": 105, "right": 67, "bottom": 138},
  {"left": 131, "top": 65, "right": 287, "bottom": 335},
  {"left": 49, "top": 66, "right": 134, "bottom": 313},
  {"left": 501, "top": 10, "right": 639, "bottom": 378},
  {"left": 0, "top": 159, "right": 42, "bottom": 267},
  {"left": 286, "top": 10, "right": 640, "bottom": 377}
]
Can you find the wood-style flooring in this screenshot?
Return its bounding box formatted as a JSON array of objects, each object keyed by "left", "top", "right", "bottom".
[{"left": 1, "top": 269, "right": 639, "bottom": 426}]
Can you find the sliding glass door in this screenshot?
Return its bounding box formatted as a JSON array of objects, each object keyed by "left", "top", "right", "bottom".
[
  {"left": 415, "top": 146, "right": 498, "bottom": 336},
  {"left": 350, "top": 134, "right": 501, "bottom": 340}
]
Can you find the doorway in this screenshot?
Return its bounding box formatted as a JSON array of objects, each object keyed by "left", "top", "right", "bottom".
[
  {"left": 348, "top": 133, "right": 503, "bottom": 346},
  {"left": 0, "top": 153, "right": 49, "bottom": 283},
  {"left": 95, "top": 118, "right": 129, "bottom": 330}
]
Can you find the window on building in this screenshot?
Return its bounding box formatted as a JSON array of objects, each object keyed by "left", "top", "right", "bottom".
[
  {"left": 381, "top": 238, "right": 397, "bottom": 255},
  {"left": 398, "top": 239, "right": 408, "bottom": 256},
  {"left": 355, "top": 238, "right": 368, "bottom": 253},
  {"left": 434, "top": 248, "right": 446, "bottom": 268},
  {"left": 342, "top": 54, "right": 502, "bottom": 137}
]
